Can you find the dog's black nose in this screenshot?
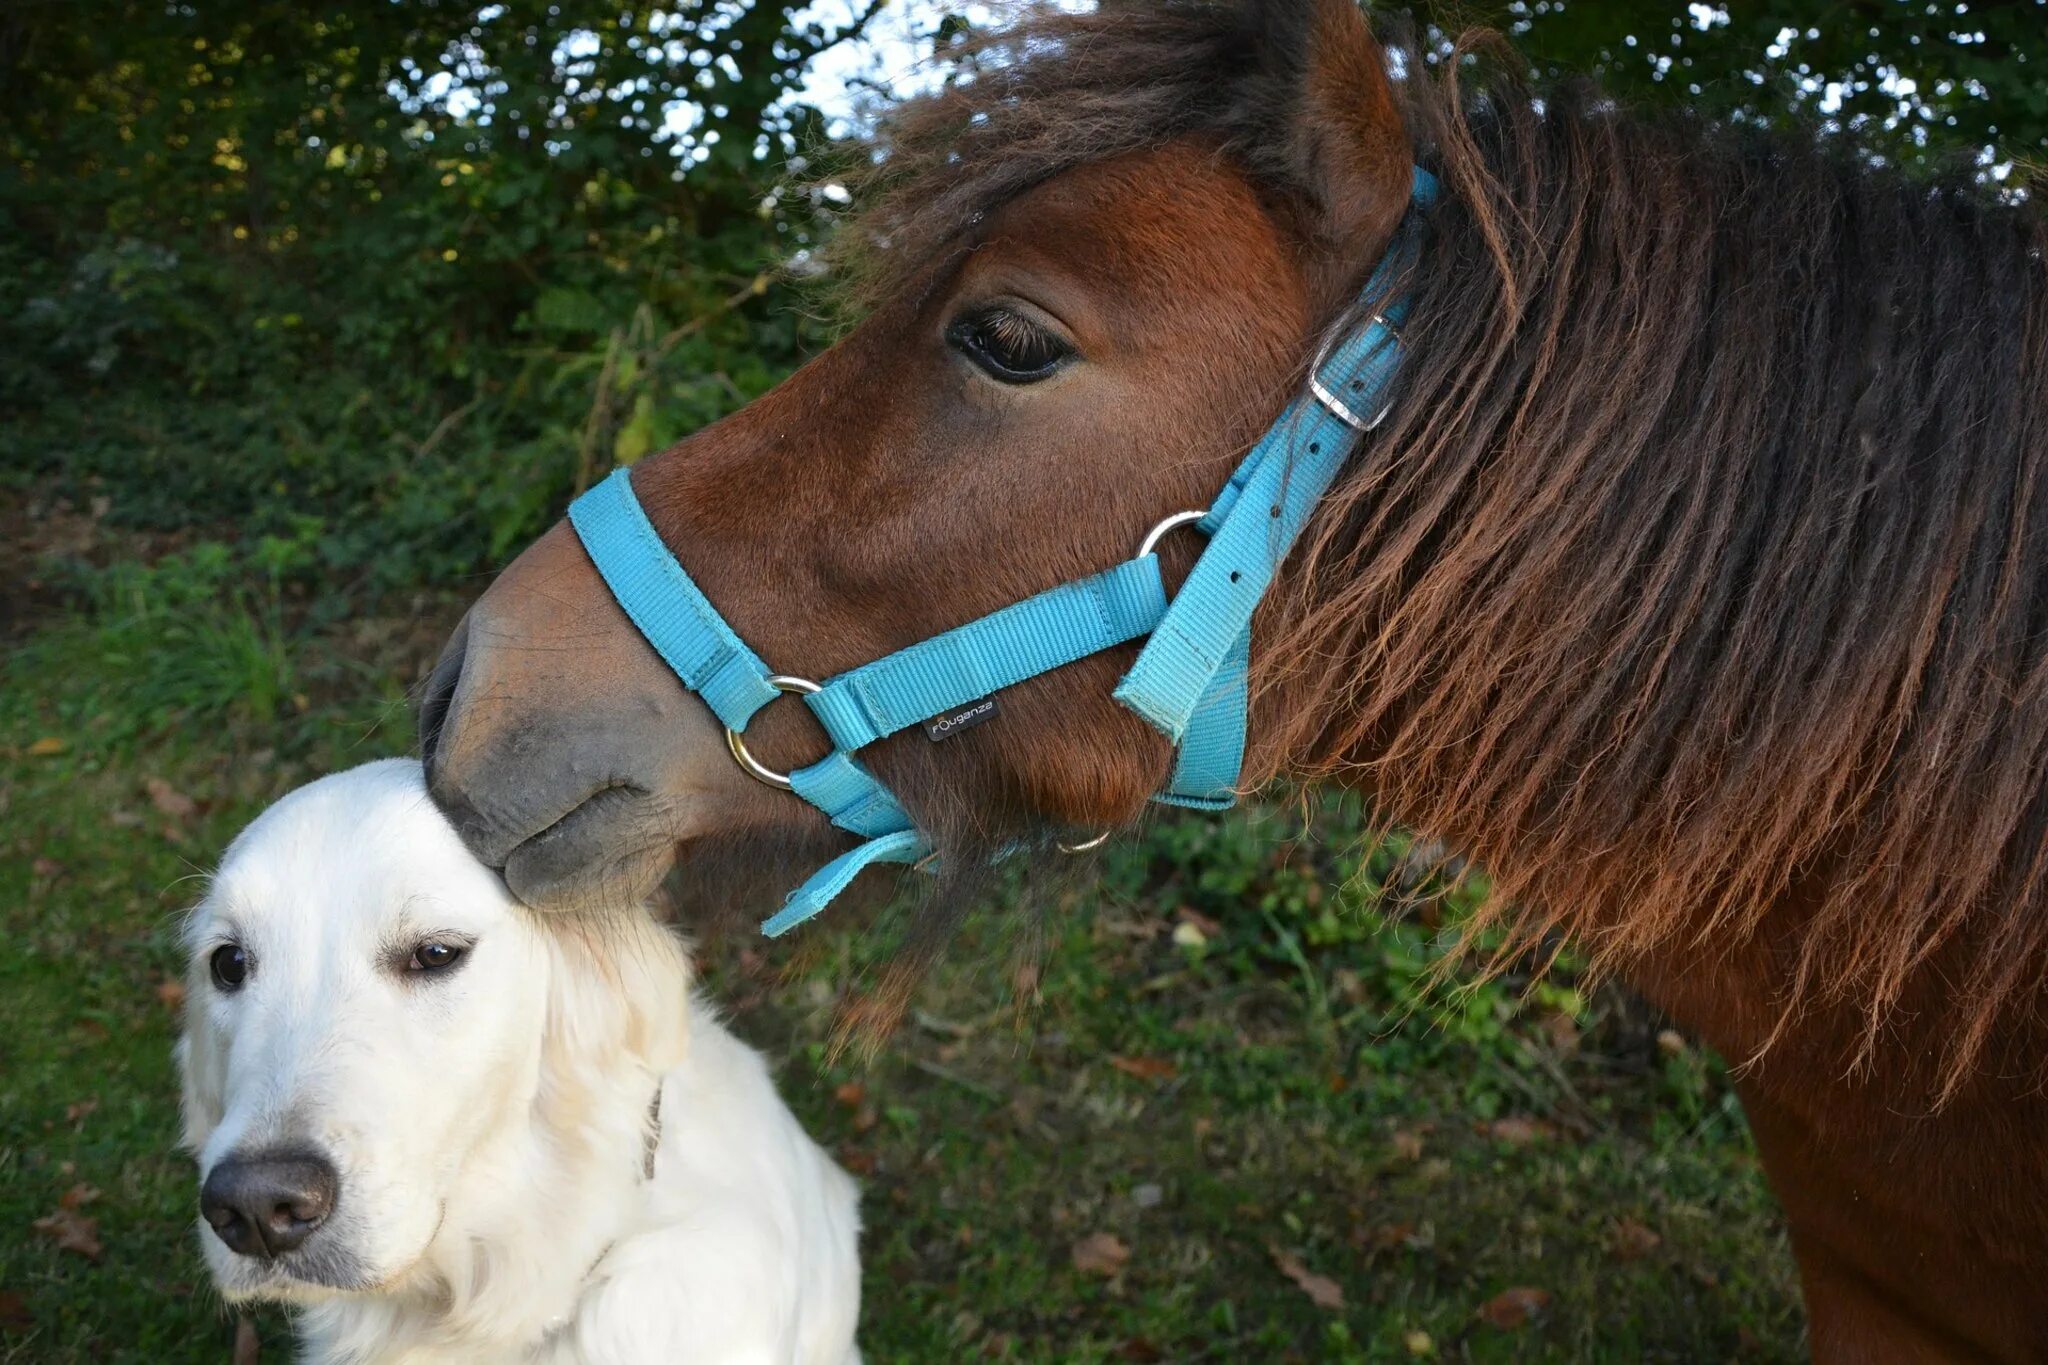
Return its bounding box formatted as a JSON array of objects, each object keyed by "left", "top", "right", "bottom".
[{"left": 200, "top": 1152, "right": 339, "bottom": 1258}]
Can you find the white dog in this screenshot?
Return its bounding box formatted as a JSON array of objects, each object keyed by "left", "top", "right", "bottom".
[{"left": 177, "top": 758, "right": 862, "bottom": 1364}]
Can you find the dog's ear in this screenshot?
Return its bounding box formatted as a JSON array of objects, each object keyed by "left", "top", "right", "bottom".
[{"left": 540, "top": 911, "right": 693, "bottom": 1079}]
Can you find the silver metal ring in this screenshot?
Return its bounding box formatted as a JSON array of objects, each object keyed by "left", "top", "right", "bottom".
[
  {"left": 1138, "top": 509, "right": 1209, "bottom": 558},
  {"left": 1058, "top": 830, "right": 1111, "bottom": 854},
  {"left": 724, "top": 675, "right": 822, "bottom": 791}
]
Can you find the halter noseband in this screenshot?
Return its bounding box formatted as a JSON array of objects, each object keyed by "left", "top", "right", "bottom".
[{"left": 569, "top": 167, "right": 1437, "bottom": 935}]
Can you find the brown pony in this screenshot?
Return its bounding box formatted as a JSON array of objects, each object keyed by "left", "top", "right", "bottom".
[{"left": 419, "top": 1, "right": 2048, "bottom": 1357}]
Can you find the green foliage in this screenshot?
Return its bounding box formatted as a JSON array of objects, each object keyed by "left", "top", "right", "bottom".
[
  {"left": 1, "top": 0, "right": 873, "bottom": 583},
  {"left": 1413, "top": 0, "right": 2048, "bottom": 180}
]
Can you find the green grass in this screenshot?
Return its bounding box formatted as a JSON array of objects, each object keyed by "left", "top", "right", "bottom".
[{"left": 0, "top": 534, "right": 1803, "bottom": 1362}]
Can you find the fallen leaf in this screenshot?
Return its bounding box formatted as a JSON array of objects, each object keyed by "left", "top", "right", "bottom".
[
  {"left": 1070, "top": 1231, "right": 1130, "bottom": 1277},
  {"left": 1610, "top": 1217, "right": 1662, "bottom": 1261},
  {"left": 26, "top": 737, "right": 67, "bottom": 757},
  {"left": 58, "top": 1183, "right": 99, "bottom": 1210},
  {"left": 32, "top": 1209, "right": 102, "bottom": 1260},
  {"left": 31, "top": 858, "right": 64, "bottom": 879},
  {"left": 1119, "top": 1336, "right": 1164, "bottom": 1362},
  {"left": 1540, "top": 1012, "right": 1581, "bottom": 1053},
  {"left": 155, "top": 979, "right": 186, "bottom": 1011},
  {"left": 1108, "top": 1054, "right": 1178, "bottom": 1083},
  {"left": 144, "top": 777, "right": 197, "bottom": 820},
  {"left": 1390, "top": 1126, "right": 1428, "bottom": 1161},
  {"left": 0, "top": 1290, "right": 32, "bottom": 1332},
  {"left": 1267, "top": 1244, "right": 1345, "bottom": 1311},
  {"left": 1358, "top": 1219, "right": 1419, "bottom": 1252},
  {"left": 64, "top": 1098, "right": 98, "bottom": 1124},
  {"left": 1485, "top": 1115, "right": 1556, "bottom": 1147},
  {"left": 836, "top": 1146, "right": 877, "bottom": 1177},
  {"left": 1656, "top": 1028, "right": 1688, "bottom": 1057},
  {"left": 832, "top": 1081, "right": 866, "bottom": 1109},
  {"left": 1403, "top": 1329, "right": 1434, "bottom": 1356},
  {"left": 1170, "top": 921, "right": 1207, "bottom": 949},
  {"left": 1476, "top": 1286, "right": 1551, "bottom": 1330},
  {"left": 1174, "top": 906, "right": 1223, "bottom": 937}
]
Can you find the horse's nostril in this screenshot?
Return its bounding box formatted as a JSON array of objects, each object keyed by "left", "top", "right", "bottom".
[
  {"left": 200, "top": 1151, "right": 340, "bottom": 1259},
  {"left": 417, "top": 615, "right": 469, "bottom": 774}
]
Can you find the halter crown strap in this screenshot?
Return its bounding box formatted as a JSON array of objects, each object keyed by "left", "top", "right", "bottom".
[
  {"left": 1115, "top": 166, "right": 1437, "bottom": 774},
  {"left": 567, "top": 166, "right": 1435, "bottom": 935}
]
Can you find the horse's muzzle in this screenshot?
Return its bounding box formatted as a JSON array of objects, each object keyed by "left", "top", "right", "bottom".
[{"left": 420, "top": 521, "right": 751, "bottom": 910}]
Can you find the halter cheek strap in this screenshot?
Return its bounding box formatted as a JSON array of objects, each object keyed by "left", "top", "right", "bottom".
[{"left": 569, "top": 166, "right": 1437, "bottom": 935}]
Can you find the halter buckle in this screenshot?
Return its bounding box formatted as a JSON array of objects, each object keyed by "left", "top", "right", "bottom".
[{"left": 1308, "top": 314, "right": 1398, "bottom": 431}]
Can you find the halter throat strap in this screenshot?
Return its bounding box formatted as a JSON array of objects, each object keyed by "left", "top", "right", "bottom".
[{"left": 569, "top": 166, "right": 1437, "bottom": 934}]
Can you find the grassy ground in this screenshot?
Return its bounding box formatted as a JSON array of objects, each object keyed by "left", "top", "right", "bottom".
[{"left": 0, "top": 499, "right": 1804, "bottom": 1362}]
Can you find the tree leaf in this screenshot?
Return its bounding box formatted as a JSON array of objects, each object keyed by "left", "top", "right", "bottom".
[
  {"left": 32, "top": 1209, "right": 102, "bottom": 1261},
  {"left": 1267, "top": 1244, "right": 1345, "bottom": 1311},
  {"left": 1476, "top": 1286, "right": 1551, "bottom": 1329},
  {"left": 1071, "top": 1231, "right": 1130, "bottom": 1277},
  {"left": 1107, "top": 1055, "right": 1178, "bottom": 1083}
]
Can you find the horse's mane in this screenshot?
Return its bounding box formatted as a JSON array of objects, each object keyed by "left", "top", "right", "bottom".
[{"left": 836, "top": 2, "right": 2048, "bottom": 1096}]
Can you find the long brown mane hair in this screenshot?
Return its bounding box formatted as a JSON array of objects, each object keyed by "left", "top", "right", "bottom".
[{"left": 835, "top": 2, "right": 2048, "bottom": 1094}]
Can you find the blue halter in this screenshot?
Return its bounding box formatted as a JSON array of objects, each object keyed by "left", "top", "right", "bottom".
[{"left": 570, "top": 167, "right": 1437, "bottom": 936}]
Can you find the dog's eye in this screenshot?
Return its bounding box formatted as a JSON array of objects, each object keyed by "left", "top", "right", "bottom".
[
  {"left": 409, "top": 941, "right": 464, "bottom": 973},
  {"left": 209, "top": 944, "right": 249, "bottom": 991},
  {"left": 947, "top": 305, "right": 1073, "bottom": 384}
]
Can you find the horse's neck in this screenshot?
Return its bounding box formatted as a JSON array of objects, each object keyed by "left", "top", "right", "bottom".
[{"left": 299, "top": 1047, "right": 661, "bottom": 1362}]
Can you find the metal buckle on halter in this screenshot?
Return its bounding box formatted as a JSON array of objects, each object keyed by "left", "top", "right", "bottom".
[
  {"left": 724, "top": 675, "right": 823, "bottom": 791},
  {"left": 1308, "top": 314, "right": 1398, "bottom": 432}
]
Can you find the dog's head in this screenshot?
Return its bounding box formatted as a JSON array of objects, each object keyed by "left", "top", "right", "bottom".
[{"left": 178, "top": 757, "right": 690, "bottom": 1303}]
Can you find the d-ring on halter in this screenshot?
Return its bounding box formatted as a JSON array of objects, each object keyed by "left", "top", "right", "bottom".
[
  {"left": 724, "top": 676, "right": 821, "bottom": 790},
  {"left": 568, "top": 167, "right": 1438, "bottom": 937}
]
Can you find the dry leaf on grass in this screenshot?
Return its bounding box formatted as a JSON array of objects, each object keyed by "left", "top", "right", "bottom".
[
  {"left": 1267, "top": 1244, "right": 1345, "bottom": 1310},
  {"left": 1107, "top": 1055, "right": 1178, "bottom": 1083},
  {"left": 32, "top": 1209, "right": 102, "bottom": 1261},
  {"left": 1403, "top": 1329, "right": 1434, "bottom": 1356},
  {"left": 155, "top": 979, "right": 186, "bottom": 1011},
  {"left": 58, "top": 1183, "right": 99, "bottom": 1211},
  {"left": 1485, "top": 1115, "right": 1556, "bottom": 1146},
  {"left": 831, "top": 1082, "right": 866, "bottom": 1109},
  {"left": 1070, "top": 1231, "right": 1130, "bottom": 1277},
  {"left": 26, "top": 737, "right": 68, "bottom": 757},
  {"left": 1389, "top": 1125, "right": 1428, "bottom": 1160},
  {"left": 144, "top": 776, "right": 197, "bottom": 820},
  {"left": 1476, "top": 1286, "right": 1551, "bottom": 1329},
  {"left": 1610, "top": 1217, "right": 1662, "bottom": 1260}
]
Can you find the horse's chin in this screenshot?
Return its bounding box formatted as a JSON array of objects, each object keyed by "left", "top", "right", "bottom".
[{"left": 497, "top": 786, "right": 684, "bottom": 913}]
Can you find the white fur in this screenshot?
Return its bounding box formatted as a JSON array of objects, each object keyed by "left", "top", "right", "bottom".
[{"left": 177, "top": 758, "right": 862, "bottom": 1364}]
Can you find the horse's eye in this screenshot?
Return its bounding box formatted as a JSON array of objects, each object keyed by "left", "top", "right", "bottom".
[
  {"left": 408, "top": 941, "right": 465, "bottom": 973},
  {"left": 947, "top": 305, "right": 1073, "bottom": 384},
  {"left": 209, "top": 944, "right": 249, "bottom": 991}
]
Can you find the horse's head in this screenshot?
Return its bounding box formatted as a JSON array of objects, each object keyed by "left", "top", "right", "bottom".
[{"left": 422, "top": 0, "right": 1415, "bottom": 912}]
